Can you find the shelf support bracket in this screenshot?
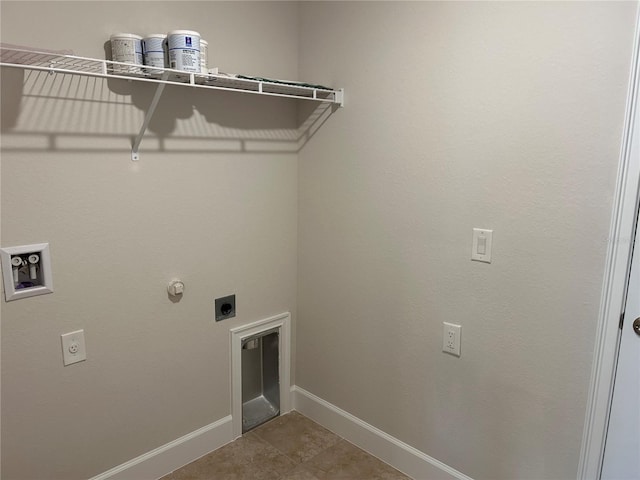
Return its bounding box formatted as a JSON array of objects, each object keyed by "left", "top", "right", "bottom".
[{"left": 131, "top": 72, "right": 170, "bottom": 161}]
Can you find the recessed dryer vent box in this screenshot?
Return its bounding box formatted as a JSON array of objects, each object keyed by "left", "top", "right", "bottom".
[
  {"left": 215, "top": 294, "right": 236, "bottom": 321},
  {"left": 0, "top": 243, "right": 53, "bottom": 301}
]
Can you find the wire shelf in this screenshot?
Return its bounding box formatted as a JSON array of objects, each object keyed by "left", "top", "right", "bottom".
[
  {"left": 0, "top": 45, "right": 343, "bottom": 160},
  {"left": 0, "top": 46, "right": 344, "bottom": 105}
]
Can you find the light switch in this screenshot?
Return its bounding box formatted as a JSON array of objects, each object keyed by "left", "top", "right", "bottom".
[
  {"left": 472, "top": 228, "right": 493, "bottom": 263},
  {"left": 477, "top": 236, "right": 487, "bottom": 255}
]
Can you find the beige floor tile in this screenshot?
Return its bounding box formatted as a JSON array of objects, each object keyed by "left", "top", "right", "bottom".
[
  {"left": 161, "top": 432, "right": 296, "bottom": 480},
  {"left": 299, "top": 439, "right": 411, "bottom": 480},
  {"left": 279, "top": 464, "right": 323, "bottom": 480},
  {"left": 160, "top": 412, "right": 413, "bottom": 480},
  {"left": 252, "top": 411, "right": 342, "bottom": 463}
]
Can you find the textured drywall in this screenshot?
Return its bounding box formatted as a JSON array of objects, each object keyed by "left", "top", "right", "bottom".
[
  {"left": 0, "top": 2, "right": 299, "bottom": 478},
  {"left": 297, "top": 2, "right": 637, "bottom": 479}
]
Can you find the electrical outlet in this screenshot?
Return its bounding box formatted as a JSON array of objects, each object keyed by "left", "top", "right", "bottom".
[
  {"left": 442, "top": 322, "right": 461, "bottom": 357},
  {"left": 61, "top": 330, "right": 87, "bottom": 366}
]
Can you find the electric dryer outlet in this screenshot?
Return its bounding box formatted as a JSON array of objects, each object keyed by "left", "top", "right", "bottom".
[{"left": 61, "top": 330, "right": 87, "bottom": 366}]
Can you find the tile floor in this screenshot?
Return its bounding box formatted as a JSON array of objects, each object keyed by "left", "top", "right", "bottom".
[{"left": 161, "top": 411, "right": 411, "bottom": 480}]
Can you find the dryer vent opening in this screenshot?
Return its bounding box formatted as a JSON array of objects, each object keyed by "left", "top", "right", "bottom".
[{"left": 241, "top": 328, "right": 280, "bottom": 432}]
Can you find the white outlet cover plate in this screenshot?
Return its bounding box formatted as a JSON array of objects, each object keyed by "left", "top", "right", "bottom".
[
  {"left": 443, "top": 322, "right": 462, "bottom": 357},
  {"left": 61, "top": 330, "right": 87, "bottom": 366}
]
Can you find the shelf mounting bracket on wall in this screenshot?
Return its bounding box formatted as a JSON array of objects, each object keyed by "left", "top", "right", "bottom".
[{"left": 131, "top": 71, "right": 170, "bottom": 161}]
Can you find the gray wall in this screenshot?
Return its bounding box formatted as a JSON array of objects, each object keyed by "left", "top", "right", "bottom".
[
  {"left": 1, "top": 2, "right": 299, "bottom": 479},
  {"left": 1, "top": 1, "right": 638, "bottom": 480},
  {"left": 296, "top": 2, "right": 637, "bottom": 479}
]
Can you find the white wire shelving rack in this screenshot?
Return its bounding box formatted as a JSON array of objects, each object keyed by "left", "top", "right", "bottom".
[{"left": 0, "top": 46, "right": 344, "bottom": 160}]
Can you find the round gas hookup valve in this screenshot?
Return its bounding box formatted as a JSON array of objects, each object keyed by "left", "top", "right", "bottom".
[{"left": 167, "top": 280, "right": 185, "bottom": 297}]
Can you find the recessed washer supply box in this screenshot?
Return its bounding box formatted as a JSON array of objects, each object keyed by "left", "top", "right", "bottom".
[{"left": 0, "top": 243, "right": 53, "bottom": 301}]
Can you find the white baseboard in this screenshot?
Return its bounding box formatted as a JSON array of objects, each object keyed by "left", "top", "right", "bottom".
[
  {"left": 90, "top": 386, "right": 473, "bottom": 480},
  {"left": 291, "top": 386, "right": 472, "bottom": 480},
  {"left": 89, "top": 415, "right": 233, "bottom": 480}
]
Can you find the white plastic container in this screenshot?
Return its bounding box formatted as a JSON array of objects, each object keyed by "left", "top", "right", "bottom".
[
  {"left": 167, "top": 29, "right": 201, "bottom": 73},
  {"left": 142, "top": 34, "right": 167, "bottom": 68},
  {"left": 110, "top": 33, "right": 143, "bottom": 73},
  {"left": 200, "top": 39, "right": 208, "bottom": 73}
]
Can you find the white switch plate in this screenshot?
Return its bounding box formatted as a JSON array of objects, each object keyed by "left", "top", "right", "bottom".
[
  {"left": 471, "top": 228, "right": 493, "bottom": 263},
  {"left": 61, "top": 330, "right": 87, "bottom": 366},
  {"left": 443, "top": 322, "right": 461, "bottom": 357}
]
